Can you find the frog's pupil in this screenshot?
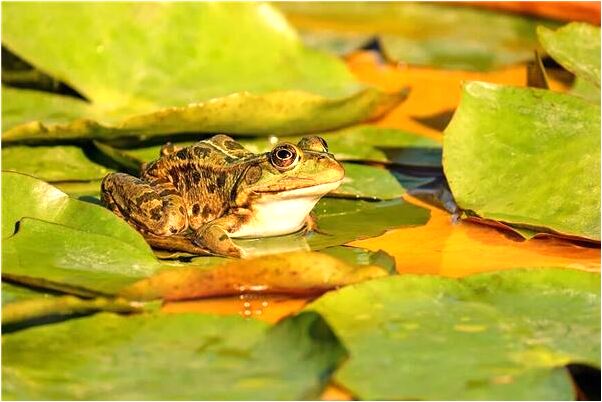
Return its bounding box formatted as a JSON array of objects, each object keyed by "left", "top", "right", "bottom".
[{"left": 277, "top": 149, "right": 292, "bottom": 160}]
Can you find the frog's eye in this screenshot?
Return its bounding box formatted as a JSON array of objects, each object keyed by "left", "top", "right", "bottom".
[
  {"left": 270, "top": 144, "right": 299, "bottom": 170},
  {"left": 297, "top": 136, "right": 328, "bottom": 153}
]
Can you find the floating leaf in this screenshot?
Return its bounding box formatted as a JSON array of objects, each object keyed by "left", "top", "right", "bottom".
[
  {"left": 2, "top": 172, "right": 160, "bottom": 295},
  {"left": 334, "top": 163, "right": 406, "bottom": 200},
  {"left": 443, "top": 82, "right": 600, "bottom": 241},
  {"left": 2, "top": 311, "right": 345, "bottom": 400},
  {"left": 308, "top": 268, "right": 601, "bottom": 400},
  {"left": 2, "top": 3, "right": 403, "bottom": 143},
  {"left": 278, "top": 2, "right": 558, "bottom": 71},
  {"left": 1, "top": 171, "right": 148, "bottom": 246},
  {"left": 1, "top": 282, "right": 51, "bottom": 306},
  {"left": 307, "top": 198, "right": 430, "bottom": 249},
  {"left": 3, "top": 218, "right": 161, "bottom": 296},
  {"left": 2, "top": 145, "right": 112, "bottom": 182},
  {"left": 538, "top": 23, "right": 601, "bottom": 87},
  {"left": 2, "top": 294, "right": 139, "bottom": 331},
  {"left": 122, "top": 250, "right": 390, "bottom": 301},
  {"left": 571, "top": 77, "right": 601, "bottom": 104},
  {"left": 319, "top": 246, "right": 396, "bottom": 274}
]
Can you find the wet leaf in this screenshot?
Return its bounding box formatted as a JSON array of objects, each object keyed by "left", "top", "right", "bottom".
[
  {"left": 2, "top": 3, "right": 403, "bottom": 143},
  {"left": 307, "top": 268, "right": 600, "bottom": 400},
  {"left": 121, "top": 251, "right": 390, "bottom": 301},
  {"left": 307, "top": 198, "right": 431, "bottom": 249},
  {"left": 443, "top": 82, "right": 600, "bottom": 241},
  {"left": 332, "top": 163, "right": 405, "bottom": 200},
  {"left": 538, "top": 23, "right": 601, "bottom": 87},
  {"left": 2, "top": 145, "right": 112, "bottom": 182},
  {"left": 1, "top": 171, "right": 148, "bottom": 247},
  {"left": 1, "top": 282, "right": 51, "bottom": 306},
  {"left": 572, "top": 77, "right": 601, "bottom": 104},
  {"left": 2, "top": 294, "right": 139, "bottom": 330},
  {"left": 319, "top": 246, "right": 396, "bottom": 274},
  {"left": 2, "top": 311, "right": 345, "bottom": 400},
  {"left": 3, "top": 218, "right": 161, "bottom": 296},
  {"left": 278, "top": 2, "right": 558, "bottom": 71}
]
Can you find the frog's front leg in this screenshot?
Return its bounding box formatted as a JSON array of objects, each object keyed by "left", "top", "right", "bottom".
[
  {"left": 193, "top": 212, "right": 249, "bottom": 258},
  {"left": 101, "top": 173, "right": 188, "bottom": 236}
]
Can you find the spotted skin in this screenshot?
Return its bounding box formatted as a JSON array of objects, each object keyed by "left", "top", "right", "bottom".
[{"left": 101, "top": 134, "right": 344, "bottom": 257}]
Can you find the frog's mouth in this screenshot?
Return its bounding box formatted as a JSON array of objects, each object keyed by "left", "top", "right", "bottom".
[{"left": 256, "top": 179, "right": 343, "bottom": 200}]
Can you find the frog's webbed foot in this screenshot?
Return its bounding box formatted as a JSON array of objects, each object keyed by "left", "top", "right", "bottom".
[{"left": 193, "top": 219, "right": 246, "bottom": 258}]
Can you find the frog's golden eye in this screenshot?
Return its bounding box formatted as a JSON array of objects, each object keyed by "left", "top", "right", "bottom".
[
  {"left": 297, "top": 136, "right": 328, "bottom": 153},
  {"left": 270, "top": 144, "right": 299, "bottom": 170}
]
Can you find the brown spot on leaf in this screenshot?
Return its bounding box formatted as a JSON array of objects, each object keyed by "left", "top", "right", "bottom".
[{"left": 192, "top": 204, "right": 200, "bottom": 215}]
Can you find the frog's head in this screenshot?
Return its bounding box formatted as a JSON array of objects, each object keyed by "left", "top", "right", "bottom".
[{"left": 235, "top": 136, "right": 344, "bottom": 204}]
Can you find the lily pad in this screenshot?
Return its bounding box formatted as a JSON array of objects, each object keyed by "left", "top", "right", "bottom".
[
  {"left": 2, "top": 294, "right": 140, "bottom": 330},
  {"left": 307, "top": 268, "right": 601, "bottom": 400},
  {"left": 121, "top": 250, "right": 391, "bottom": 301},
  {"left": 2, "top": 282, "right": 51, "bottom": 306},
  {"left": 2, "top": 145, "right": 112, "bottom": 182},
  {"left": 307, "top": 198, "right": 431, "bottom": 249},
  {"left": 2, "top": 171, "right": 148, "bottom": 246},
  {"left": 2, "top": 3, "right": 403, "bottom": 143},
  {"left": 2, "top": 311, "right": 345, "bottom": 400},
  {"left": 278, "top": 2, "right": 558, "bottom": 71},
  {"left": 320, "top": 246, "right": 396, "bottom": 274},
  {"left": 334, "top": 163, "right": 406, "bottom": 200},
  {"left": 3, "top": 218, "right": 161, "bottom": 296},
  {"left": 538, "top": 23, "right": 601, "bottom": 87},
  {"left": 443, "top": 82, "right": 600, "bottom": 241}
]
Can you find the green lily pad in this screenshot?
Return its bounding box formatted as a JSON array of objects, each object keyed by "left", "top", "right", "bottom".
[
  {"left": 1, "top": 282, "right": 51, "bottom": 306},
  {"left": 2, "top": 311, "right": 345, "bottom": 400},
  {"left": 278, "top": 2, "right": 558, "bottom": 71},
  {"left": 307, "top": 268, "right": 601, "bottom": 400},
  {"left": 2, "top": 171, "right": 148, "bottom": 246},
  {"left": 2, "top": 145, "right": 112, "bottom": 182},
  {"left": 538, "top": 23, "right": 601, "bottom": 87},
  {"left": 2, "top": 294, "right": 140, "bottom": 330},
  {"left": 334, "top": 163, "right": 405, "bottom": 200},
  {"left": 3, "top": 218, "right": 161, "bottom": 296},
  {"left": 307, "top": 197, "right": 430, "bottom": 249},
  {"left": 121, "top": 250, "right": 391, "bottom": 301},
  {"left": 2, "top": 3, "right": 403, "bottom": 143},
  {"left": 53, "top": 180, "right": 103, "bottom": 199},
  {"left": 443, "top": 81, "right": 600, "bottom": 241},
  {"left": 572, "top": 77, "right": 601, "bottom": 104}
]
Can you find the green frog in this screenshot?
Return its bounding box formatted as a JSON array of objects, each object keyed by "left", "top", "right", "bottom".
[{"left": 101, "top": 134, "right": 344, "bottom": 257}]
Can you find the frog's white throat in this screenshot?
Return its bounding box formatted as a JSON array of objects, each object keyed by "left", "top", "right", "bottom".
[{"left": 230, "top": 180, "right": 342, "bottom": 238}]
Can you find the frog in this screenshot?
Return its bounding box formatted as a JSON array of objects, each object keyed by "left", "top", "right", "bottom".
[{"left": 100, "top": 134, "right": 344, "bottom": 258}]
